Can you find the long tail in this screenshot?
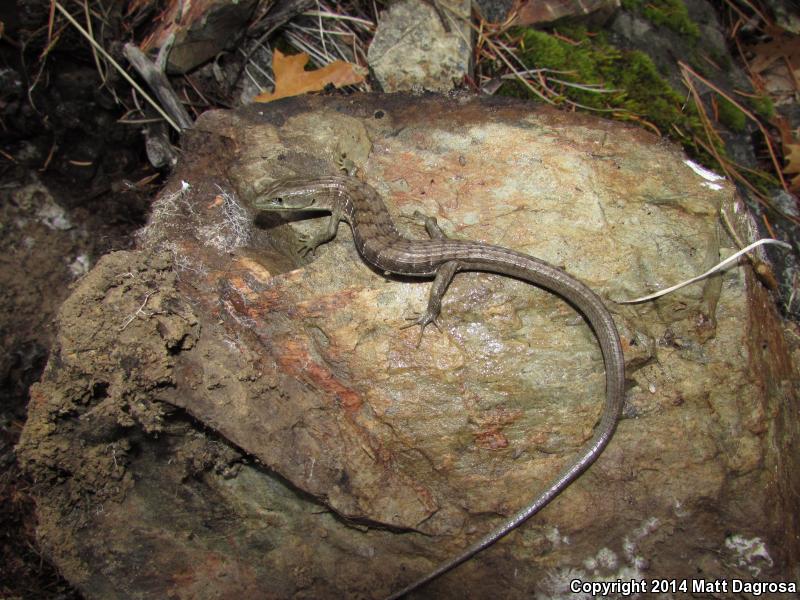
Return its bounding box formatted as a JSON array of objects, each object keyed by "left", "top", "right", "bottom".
[{"left": 385, "top": 251, "right": 625, "bottom": 599}]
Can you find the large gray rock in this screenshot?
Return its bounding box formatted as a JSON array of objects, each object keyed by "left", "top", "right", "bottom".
[{"left": 18, "top": 93, "right": 798, "bottom": 598}]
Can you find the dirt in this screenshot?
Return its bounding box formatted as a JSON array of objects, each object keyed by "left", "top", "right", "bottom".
[
  {"left": 0, "top": 51, "right": 154, "bottom": 600},
  {"left": 14, "top": 249, "right": 219, "bottom": 589},
  {"left": 0, "top": 181, "right": 150, "bottom": 598}
]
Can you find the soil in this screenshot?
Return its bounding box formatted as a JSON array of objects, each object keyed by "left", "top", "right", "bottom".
[{"left": 1, "top": 22, "right": 156, "bottom": 598}]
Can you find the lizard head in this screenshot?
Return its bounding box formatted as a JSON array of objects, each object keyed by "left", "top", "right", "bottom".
[{"left": 254, "top": 179, "right": 320, "bottom": 211}]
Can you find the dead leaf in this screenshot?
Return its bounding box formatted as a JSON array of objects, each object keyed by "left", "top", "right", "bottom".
[
  {"left": 749, "top": 27, "right": 800, "bottom": 75},
  {"left": 512, "top": 0, "right": 610, "bottom": 26},
  {"left": 254, "top": 49, "right": 365, "bottom": 103},
  {"left": 784, "top": 142, "right": 800, "bottom": 192},
  {"left": 770, "top": 113, "right": 793, "bottom": 147}
]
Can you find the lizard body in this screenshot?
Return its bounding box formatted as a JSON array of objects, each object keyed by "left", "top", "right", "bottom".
[{"left": 252, "top": 175, "right": 625, "bottom": 599}]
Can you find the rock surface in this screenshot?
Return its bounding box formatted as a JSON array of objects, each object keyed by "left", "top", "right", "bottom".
[
  {"left": 368, "top": 0, "right": 471, "bottom": 92},
  {"left": 17, "top": 93, "right": 799, "bottom": 598}
]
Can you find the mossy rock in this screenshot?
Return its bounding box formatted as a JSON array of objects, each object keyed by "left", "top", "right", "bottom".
[
  {"left": 621, "top": 0, "right": 700, "bottom": 42},
  {"left": 501, "top": 27, "right": 703, "bottom": 141}
]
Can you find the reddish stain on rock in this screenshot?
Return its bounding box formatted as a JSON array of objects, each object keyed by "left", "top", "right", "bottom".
[
  {"left": 474, "top": 427, "right": 509, "bottom": 449},
  {"left": 278, "top": 338, "right": 363, "bottom": 413}
]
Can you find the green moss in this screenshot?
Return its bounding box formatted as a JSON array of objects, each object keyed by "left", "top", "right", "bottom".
[
  {"left": 498, "top": 27, "right": 743, "bottom": 178},
  {"left": 749, "top": 95, "right": 774, "bottom": 119},
  {"left": 504, "top": 28, "right": 703, "bottom": 141},
  {"left": 717, "top": 96, "right": 746, "bottom": 132},
  {"left": 496, "top": 27, "right": 787, "bottom": 195},
  {"left": 621, "top": 0, "right": 700, "bottom": 42},
  {"left": 715, "top": 94, "right": 773, "bottom": 131}
]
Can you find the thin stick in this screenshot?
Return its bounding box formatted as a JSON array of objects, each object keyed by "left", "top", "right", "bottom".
[
  {"left": 123, "top": 43, "right": 194, "bottom": 129},
  {"left": 53, "top": 1, "right": 182, "bottom": 133},
  {"left": 83, "top": 0, "right": 106, "bottom": 84},
  {"left": 680, "top": 62, "right": 787, "bottom": 190},
  {"left": 301, "top": 10, "right": 374, "bottom": 27}
]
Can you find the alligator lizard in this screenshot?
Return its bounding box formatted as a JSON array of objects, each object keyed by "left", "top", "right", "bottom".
[{"left": 252, "top": 175, "right": 625, "bottom": 599}]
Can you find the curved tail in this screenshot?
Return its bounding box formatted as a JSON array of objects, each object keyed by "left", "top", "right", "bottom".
[{"left": 385, "top": 249, "right": 625, "bottom": 599}]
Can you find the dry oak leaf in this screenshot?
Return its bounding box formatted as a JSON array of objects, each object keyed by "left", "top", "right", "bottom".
[
  {"left": 784, "top": 142, "right": 800, "bottom": 193},
  {"left": 254, "top": 49, "right": 365, "bottom": 103},
  {"left": 749, "top": 27, "right": 800, "bottom": 75}
]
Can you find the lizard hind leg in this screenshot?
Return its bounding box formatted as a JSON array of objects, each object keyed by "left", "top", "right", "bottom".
[{"left": 400, "top": 260, "right": 461, "bottom": 347}]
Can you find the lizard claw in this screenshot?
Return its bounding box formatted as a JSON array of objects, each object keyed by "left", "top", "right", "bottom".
[
  {"left": 400, "top": 311, "right": 442, "bottom": 347},
  {"left": 296, "top": 234, "right": 316, "bottom": 257}
]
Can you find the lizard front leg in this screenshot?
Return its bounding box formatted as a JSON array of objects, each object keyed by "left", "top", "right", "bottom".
[{"left": 297, "top": 204, "right": 344, "bottom": 256}]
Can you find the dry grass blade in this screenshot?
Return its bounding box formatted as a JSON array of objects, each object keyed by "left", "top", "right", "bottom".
[
  {"left": 691, "top": 123, "right": 796, "bottom": 224},
  {"left": 545, "top": 77, "right": 619, "bottom": 93},
  {"left": 82, "top": 0, "right": 106, "bottom": 85},
  {"left": 618, "top": 238, "right": 792, "bottom": 303},
  {"left": 721, "top": 0, "right": 770, "bottom": 25},
  {"left": 52, "top": 1, "right": 182, "bottom": 133},
  {"left": 47, "top": 0, "right": 56, "bottom": 44},
  {"left": 473, "top": 13, "right": 640, "bottom": 120},
  {"left": 681, "top": 62, "right": 786, "bottom": 190},
  {"left": 679, "top": 62, "right": 799, "bottom": 226},
  {"left": 301, "top": 9, "right": 374, "bottom": 27},
  {"left": 238, "top": 46, "right": 275, "bottom": 87},
  {"left": 476, "top": 20, "right": 554, "bottom": 104},
  {"left": 622, "top": 114, "right": 662, "bottom": 136}
]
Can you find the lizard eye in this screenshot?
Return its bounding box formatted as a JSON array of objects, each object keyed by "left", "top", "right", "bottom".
[{"left": 272, "top": 197, "right": 284, "bottom": 206}]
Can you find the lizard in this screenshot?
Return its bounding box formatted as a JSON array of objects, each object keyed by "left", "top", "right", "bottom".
[{"left": 251, "top": 173, "right": 626, "bottom": 599}]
